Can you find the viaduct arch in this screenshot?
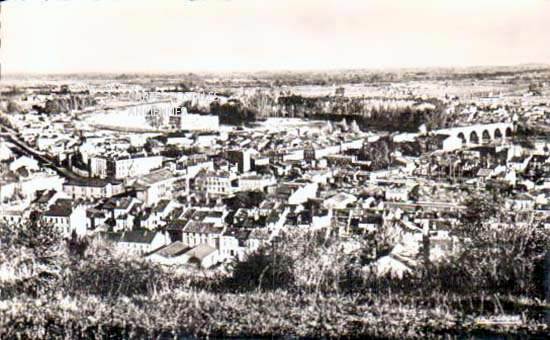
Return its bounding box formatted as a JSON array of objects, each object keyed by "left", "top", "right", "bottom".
[{"left": 435, "top": 122, "right": 514, "bottom": 145}]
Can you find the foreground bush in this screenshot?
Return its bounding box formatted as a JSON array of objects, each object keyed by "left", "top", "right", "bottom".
[
  {"left": 225, "top": 245, "right": 295, "bottom": 291},
  {"left": 2, "top": 289, "right": 548, "bottom": 339},
  {"left": 1, "top": 221, "right": 549, "bottom": 338},
  {"left": 63, "top": 256, "right": 173, "bottom": 299}
]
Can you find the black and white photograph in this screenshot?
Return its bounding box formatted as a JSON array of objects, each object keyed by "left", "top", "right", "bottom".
[{"left": 0, "top": 0, "right": 549, "bottom": 338}]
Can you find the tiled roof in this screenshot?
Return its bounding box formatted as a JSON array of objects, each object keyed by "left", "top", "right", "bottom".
[
  {"left": 153, "top": 199, "right": 171, "bottom": 213},
  {"left": 184, "top": 244, "right": 217, "bottom": 260},
  {"left": 150, "top": 241, "right": 190, "bottom": 258},
  {"left": 116, "top": 197, "right": 133, "bottom": 209},
  {"left": 44, "top": 199, "right": 74, "bottom": 217},
  {"left": 65, "top": 178, "right": 111, "bottom": 187},
  {"left": 120, "top": 230, "right": 159, "bottom": 244},
  {"left": 166, "top": 219, "right": 189, "bottom": 231},
  {"left": 184, "top": 221, "right": 223, "bottom": 234},
  {"left": 138, "top": 169, "right": 174, "bottom": 185},
  {"left": 36, "top": 190, "right": 57, "bottom": 204},
  {"left": 100, "top": 232, "right": 122, "bottom": 242},
  {"left": 248, "top": 228, "right": 270, "bottom": 240}
]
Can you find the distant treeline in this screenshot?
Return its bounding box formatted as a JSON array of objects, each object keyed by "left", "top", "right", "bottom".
[
  {"left": 308, "top": 112, "right": 422, "bottom": 133},
  {"left": 181, "top": 99, "right": 256, "bottom": 126},
  {"left": 275, "top": 95, "right": 447, "bottom": 132},
  {"left": 210, "top": 100, "right": 257, "bottom": 126},
  {"left": 183, "top": 94, "right": 447, "bottom": 132},
  {"left": 199, "top": 66, "right": 550, "bottom": 87},
  {"left": 32, "top": 96, "right": 98, "bottom": 115},
  {"left": 193, "top": 67, "right": 550, "bottom": 88}
]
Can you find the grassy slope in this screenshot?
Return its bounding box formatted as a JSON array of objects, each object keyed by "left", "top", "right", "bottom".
[
  {"left": 1, "top": 225, "right": 549, "bottom": 339},
  {"left": 1, "top": 288, "right": 549, "bottom": 339}
]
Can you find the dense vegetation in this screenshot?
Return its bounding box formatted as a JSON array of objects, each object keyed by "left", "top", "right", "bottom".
[
  {"left": 209, "top": 99, "right": 257, "bottom": 126},
  {"left": 182, "top": 93, "right": 447, "bottom": 132},
  {"left": 31, "top": 96, "right": 97, "bottom": 114},
  {"left": 272, "top": 95, "right": 448, "bottom": 132},
  {"left": 1, "top": 207, "right": 549, "bottom": 339}
]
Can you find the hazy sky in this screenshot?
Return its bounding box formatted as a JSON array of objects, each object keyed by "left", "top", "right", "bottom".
[{"left": 2, "top": 0, "right": 550, "bottom": 73}]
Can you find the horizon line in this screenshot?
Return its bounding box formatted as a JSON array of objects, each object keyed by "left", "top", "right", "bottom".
[{"left": 3, "top": 62, "right": 550, "bottom": 78}]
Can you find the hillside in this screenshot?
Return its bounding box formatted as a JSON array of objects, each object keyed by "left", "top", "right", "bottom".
[{"left": 0, "top": 221, "right": 548, "bottom": 339}]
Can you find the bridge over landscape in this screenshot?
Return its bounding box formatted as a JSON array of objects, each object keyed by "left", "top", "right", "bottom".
[{"left": 435, "top": 122, "right": 515, "bottom": 145}]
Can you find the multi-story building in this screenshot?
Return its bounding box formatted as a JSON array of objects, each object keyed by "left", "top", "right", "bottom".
[
  {"left": 218, "top": 228, "right": 255, "bottom": 261},
  {"left": 237, "top": 174, "right": 276, "bottom": 192},
  {"left": 181, "top": 221, "right": 224, "bottom": 249},
  {"left": 134, "top": 168, "right": 181, "bottom": 206},
  {"left": 63, "top": 179, "right": 124, "bottom": 200},
  {"left": 89, "top": 157, "right": 108, "bottom": 178},
  {"left": 113, "top": 155, "right": 163, "bottom": 179},
  {"left": 226, "top": 149, "right": 252, "bottom": 173},
  {"left": 41, "top": 198, "right": 87, "bottom": 236},
  {"left": 89, "top": 155, "right": 163, "bottom": 179},
  {"left": 0, "top": 206, "right": 26, "bottom": 225},
  {"left": 195, "top": 170, "right": 236, "bottom": 196},
  {"left": 117, "top": 230, "right": 171, "bottom": 256}
]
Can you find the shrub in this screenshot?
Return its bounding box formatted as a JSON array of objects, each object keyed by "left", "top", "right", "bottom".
[
  {"left": 421, "top": 224, "right": 550, "bottom": 298},
  {"left": 0, "top": 221, "right": 65, "bottom": 299},
  {"left": 65, "top": 230, "right": 89, "bottom": 258},
  {"left": 64, "top": 256, "right": 171, "bottom": 299},
  {"left": 225, "top": 245, "right": 295, "bottom": 291}
]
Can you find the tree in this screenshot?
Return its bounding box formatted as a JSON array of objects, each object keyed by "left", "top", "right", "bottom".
[
  {"left": 364, "top": 137, "right": 393, "bottom": 170},
  {"left": 227, "top": 245, "right": 295, "bottom": 291},
  {"left": 528, "top": 83, "right": 542, "bottom": 96},
  {"left": 462, "top": 191, "right": 501, "bottom": 227},
  {"left": 248, "top": 89, "right": 274, "bottom": 118},
  {"left": 162, "top": 145, "right": 184, "bottom": 158},
  {"left": 7, "top": 101, "right": 23, "bottom": 114},
  {"left": 66, "top": 230, "right": 89, "bottom": 259},
  {"left": 210, "top": 100, "right": 257, "bottom": 126},
  {"left": 178, "top": 82, "right": 191, "bottom": 92},
  {"left": 44, "top": 100, "right": 64, "bottom": 114},
  {"left": 223, "top": 191, "right": 266, "bottom": 210},
  {"left": 430, "top": 222, "right": 549, "bottom": 298}
]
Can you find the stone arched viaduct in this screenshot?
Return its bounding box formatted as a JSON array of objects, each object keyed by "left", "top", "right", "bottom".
[{"left": 435, "top": 122, "right": 515, "bottom": 145}]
